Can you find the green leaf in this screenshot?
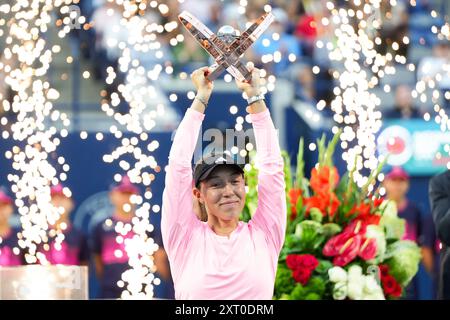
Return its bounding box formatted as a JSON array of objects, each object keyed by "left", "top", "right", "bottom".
[
  {"left": 296, "top": 194, "right": 304, "bottom": 221},
  {"left": 310, "top": 208, "right": 323, "bottom": 223},
  {"left": 360, "top": 156, "right": 388, "bottom": 200},
  {"left": 274, "top": 264, "right": 296, "bottom": 298},
  {"left": 282, "top": 150, "right": 292, "bottom": 192},
  {"left": 305, "top": 293, "right": 321, "bottom": 300},
  {"left": 322, "top": 223, "right": 342, "bottom": 238},
  {"left": 300, "top": 177, "right": 311, "bottom": 198},
  {"left": 294, "top": 220, "right": 325, "bottom": 253},
  {"left": 315, "top": 260, "right": 333, "bottom": 274},
  {"left": 324, "top": 129, "right": 341, "bottom": 167},
  {"left": 335, "top": 172, "right": 349, "bottom": 197},
  {"left": 289, "top": 284, "right": 307, "bottom": 300},
  {"left": 296, "top": 138, "right": 305, "bottom": 189},
  {"left": 317, "top": 134, "right": 326, "bottom": 167}
]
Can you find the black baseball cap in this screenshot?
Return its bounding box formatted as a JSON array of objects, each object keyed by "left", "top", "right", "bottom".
[{"left": 193, "top": 152, "right": 245, "bottom": 188}]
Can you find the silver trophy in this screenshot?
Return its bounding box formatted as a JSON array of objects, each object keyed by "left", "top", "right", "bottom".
[{"left": 178, "top": 11, "right": 274, "bottom": 82}]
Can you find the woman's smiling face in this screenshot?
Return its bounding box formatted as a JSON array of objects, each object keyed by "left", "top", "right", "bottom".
[{"left": 194, "top": 165, "right": 246, "bottom": 221}]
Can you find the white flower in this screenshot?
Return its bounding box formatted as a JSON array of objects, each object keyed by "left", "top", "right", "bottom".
[
  {"left": 348, "top": 265, "right": 363, "bottom": 279},
  {"left": 347, "top": 281, "right": 364, "bottom": 300},
  {"left": 347, "top": 266, "right": 365, "bottom": 300},
  {"left": 363, "top": 275, "right": 380, "bottom": 294},
  {"left": 361, "top": 275, "right": 386, "bottom": 300},
  {"left": 328, "top": 266, "right": 348, "bottom": 283},
  {"left": 362, "top": 292, "right": 386, "bottom": 300},
  {"left": 333, "top": 282, "right": 348, "bottom": 300}
]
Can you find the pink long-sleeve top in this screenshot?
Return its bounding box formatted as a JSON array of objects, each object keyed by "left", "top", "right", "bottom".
[{"left": 161, "top": 107, "right": 286, "bottom": 300}]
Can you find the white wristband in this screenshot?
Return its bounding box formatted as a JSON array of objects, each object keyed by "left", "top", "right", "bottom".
[{"left": 246, "top": 94, "right": 265, "bottom": 105}]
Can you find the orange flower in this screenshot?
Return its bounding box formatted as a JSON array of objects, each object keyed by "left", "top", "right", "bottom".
[
  {"left": 310, "top": 166, "right": 339, "bottom": 194},
  {"left": 305, "top": 194, "right": 326, "bottom": 213},
  {"left": 347, "top": 202, "right": 371, "bottom": 217},
  {"left": 357, "top": 213, "right": 381, "bottom": 226},
  {"left": 305, "top": 191, "right": 340, "bottom": 217},
  {"left": 288, "top": 188, "right": 303, "bottom": 220},
  {"left": 328, "top": 192, "right": 340, "bottom": 217},
  {"left": 347, "top": 202, "right": 381, "bottom": 225}
]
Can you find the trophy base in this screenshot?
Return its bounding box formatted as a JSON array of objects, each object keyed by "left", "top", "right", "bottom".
[{"left": 0, "top": 265, "right": 88, "bottom": 300}]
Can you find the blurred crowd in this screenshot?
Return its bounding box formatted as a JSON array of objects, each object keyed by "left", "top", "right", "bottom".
[
  {"left": 65, "top": 0, "right": 450, "bottom": 121},
  {"left": 0, "top": 0, "right": 449, "bottom": 121}
]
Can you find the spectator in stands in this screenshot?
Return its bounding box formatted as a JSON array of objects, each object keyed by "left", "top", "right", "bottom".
[
  {"left": 272, "top": 0, "right": 305, "bottom": 34},
  {"left": 418, "top": 40, "right": 450, "bottom": 87},
  {"left": 36, "top": 184, "right": 88, "bottom": 266},
  {"left": 383, "top": 166, "right": 436, "bottom": 299},
  {"left": 91, "top": 0, "right": 124, "bottom": 80},
  {"left": 0, "top": 53, "right": 8, "bottom": 117},
  {"left": 221, "top": 1, "right": 246, "bottom": 31},
  {"left": 384, "top": 85, "right": 423, "bottom": 119},
  {"left": 250, "top": 7, "right": 302, "bottom": 76},
  {"left": 417, "top": 40, "right": 450, "bottom": 109},
  {"left": 288, "top": 63, "right": 317, "bottom": 106},
  {"left": 378, "top": 0, "right": 409, "bottom": 57},
  {"left": 90, "top": 176, "right": 170, "bottom": 299},
  {"left": 429, "top": 169, "right": 450, "bottom": 299},
  {"left": 0, "top": 188, "right": 23, "bottom": 266},
  {"left": 179, "top": 0, "right": 215, "bottom": 27},
  {"left": 294, "top": 13, "right": 318, "bottom": 57},
  {"left": 0, "top": 52, "right": 18, "bottom": 128},
  {"left": 206, "top": 1, "right": 223, "bottom": 32},
  {"left": 171, "top": 28, "right": 209, "bottom": 75}
]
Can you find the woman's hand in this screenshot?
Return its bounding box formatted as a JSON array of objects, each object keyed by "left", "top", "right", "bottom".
[
  {"left": 235, "top": 62, "right": 262, "bottom": 98},
  {"left": 235, "top": 62, "right": 267, "bottom": 114},
  {"left": 191, "top": 66, "right": 214, "bottom": 102}
]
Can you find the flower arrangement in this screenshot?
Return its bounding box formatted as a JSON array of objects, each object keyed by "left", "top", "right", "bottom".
[{"left": 243, "top": 132, "right": 421, "bottom": 300}]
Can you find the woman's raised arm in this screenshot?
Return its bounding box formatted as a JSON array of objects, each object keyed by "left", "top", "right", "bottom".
[{"left": 161, "top": 67, "right": 214, "bottom": 259}]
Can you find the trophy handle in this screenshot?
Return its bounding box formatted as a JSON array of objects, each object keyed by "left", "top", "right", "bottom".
[{"left": 206, "top": 63, "right": 225, "bottom": 81}]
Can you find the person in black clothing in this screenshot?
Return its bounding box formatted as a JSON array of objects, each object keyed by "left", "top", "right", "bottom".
[
  {"left": 429, "top": 170, "right": 450, "bottom": 299},
  {"left": 384, "top": 85, "right": 423, "bottom": 119}
]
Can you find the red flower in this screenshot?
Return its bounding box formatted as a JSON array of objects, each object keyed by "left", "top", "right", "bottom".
[
  {"left": 345, "top": 220, "right": 368, "bottom": 236},
  {"left": 299, "top": 254, "right": 319, "bottom": 270},
  {"left": 310, "top": 166, "right": 339, "bottom": 194},
  {"left": 347, "top": 202, "right": 371, "bottom": 217},
  {"left": 293, "top": 268, "right": 313, "bottom": 285},
  {"left": 323, "top": 231, "right": 362, "bottom": 266},
  {"left": 286, "top": 254, "right": 301, "bottom": 270},
  {"left": 286, "top": 254, "right": 319, "bottom": 271},
  {"left": 379, "top": 264, "right": 389, "bottom": 277},
  {"left": 356, "top": 213, "right": 381, "bottom": 226},
  {"left": 323, "top": 220, "right": 379, "bottom": 266},
  {"left": 286, "top": 254, "right": 319, "bottom": 286},
  {"left": 381, "top": 275, "right": 403, "bottom": 298},
  {"left": 358, "top": 238, "right": 377, "bottom": 261},
  {"left": 373, "top": 197, "right": 384, "bottom": 208},
  {"left": 379, "top": 265, "right": 403, "bottom": 298},
  {"left": 288, "top": 188, "right": 302, "bottom": 220}
]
